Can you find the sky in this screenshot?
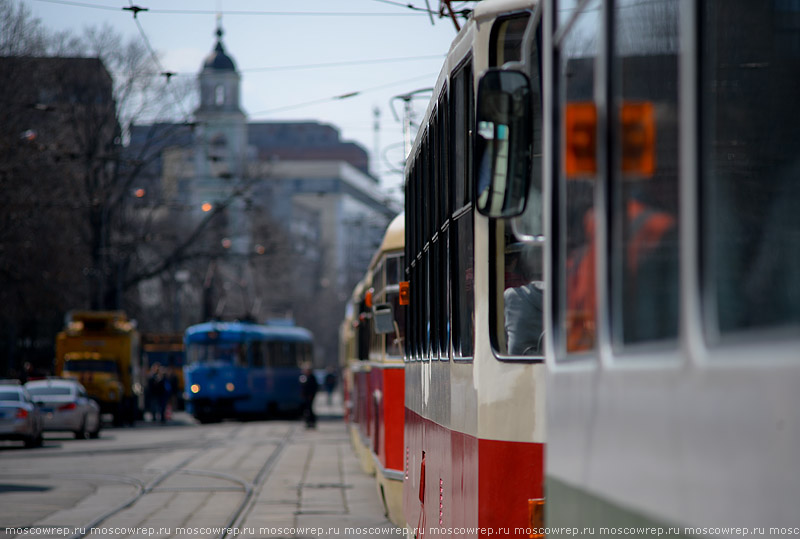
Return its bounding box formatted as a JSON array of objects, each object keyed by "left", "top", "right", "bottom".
[{"left": 24, "top": 0, "right": 466, "bottom": 199}]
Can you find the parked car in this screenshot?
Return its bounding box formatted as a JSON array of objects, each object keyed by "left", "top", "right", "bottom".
[
  {"left": 26, "top": 378, "right": 101, "bottom": 439},
  {"left": 0, "top": 381, "right": 44, "bottom": 448}
]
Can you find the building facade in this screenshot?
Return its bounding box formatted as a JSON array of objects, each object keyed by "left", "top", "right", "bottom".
[{"left": 130, "top": 24, "right": 397, "bottom": 365}]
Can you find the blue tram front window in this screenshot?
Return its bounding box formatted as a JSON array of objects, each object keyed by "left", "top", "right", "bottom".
[
  {"left": 267, "top": 342, "right": 299, "bottom": 368},
  {"left": 187, "top": 342, "right": 246, "bottom": 366}
]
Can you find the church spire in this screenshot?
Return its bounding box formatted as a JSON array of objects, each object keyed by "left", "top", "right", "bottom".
[
  {"left": 196, "top": 14, "right": 243, "bottom": 116},
  {"left": 215, "top": 13, "right": 223, "bottom": 45},
  {"left": 202, "top": 15, "right": 236, "bottom": 72}
]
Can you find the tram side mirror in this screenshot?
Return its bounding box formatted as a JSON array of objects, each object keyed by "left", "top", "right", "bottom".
[
  {"left": 475, "top": 69, "right": 533, "bottom": 218},
  {"left": 372, "top": 303, "right": 395, "bottom": 335}
]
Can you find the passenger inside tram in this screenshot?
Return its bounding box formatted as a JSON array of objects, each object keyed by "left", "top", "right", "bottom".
[{"left": 504, "top": 244, "right": 545, "bottom": 355}]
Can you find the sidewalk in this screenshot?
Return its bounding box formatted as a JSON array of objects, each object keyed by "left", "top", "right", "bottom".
[{"left": 237, "top": 393, "right": 406, "bottom": 539}]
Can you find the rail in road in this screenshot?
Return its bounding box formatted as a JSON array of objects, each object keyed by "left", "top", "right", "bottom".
[
  {"left": 78, "top": 424, "right": 292, "bottom": 539},
  {"left": 1, "top": 400, "right": 398, "bottom": 539}
]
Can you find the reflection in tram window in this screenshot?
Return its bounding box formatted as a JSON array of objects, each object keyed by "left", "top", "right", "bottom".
[
  {"left": 612, "top": 0, "right": 680, "bottom": 346},
  {"left": 561, "top": 2, "right": 600, "bottom": 355},
  {"left": 702, "top": 0, "right": 800, "bottom": 338}
]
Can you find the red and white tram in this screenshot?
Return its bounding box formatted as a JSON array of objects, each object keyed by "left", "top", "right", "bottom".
[
  {"left": 341, "top": 213, "right": 407, "bottom": 525},
  {"left": 412, "top": 0, "right": 800, "bottom": 537},
  {"left": 361, "top": 0, "right": 800, "bottom": 536},
  {"left": 402, "top": 1, "right": 546, "bottom": 537}
]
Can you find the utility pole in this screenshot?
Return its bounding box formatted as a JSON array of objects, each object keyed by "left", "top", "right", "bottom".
[
  {"left": 392, "top": 88, "right": 433, "bottom": 162},
  {"left": 373, "top": 106, "right": 380, "bottom": 180}
]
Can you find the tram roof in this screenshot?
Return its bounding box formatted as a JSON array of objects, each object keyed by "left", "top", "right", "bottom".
[
  {"left": 366, "top": 212, "right": 404, "bottom": 275},
  {"left": 404, "top": 0, "right": 538, "bottom": 182},
  {"left": 184, "top": 321, "right": 313, "bottom": 343},
  {"left": 378, "top": 213, "right": 404, "bottom": 255}
]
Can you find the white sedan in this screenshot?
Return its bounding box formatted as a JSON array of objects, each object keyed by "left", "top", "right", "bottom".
[
  {"left": 26, "top": 379, "right": 101, "bottom": 439},
  {"left": 0, "top": 383, "right": 44, "bottom": 448}
]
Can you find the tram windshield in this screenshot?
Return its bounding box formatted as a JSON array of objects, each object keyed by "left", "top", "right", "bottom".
[
  {"left": 186, "top": 342, "right": 245, "bottom": 366},
  {"left": 186, "top": 340, "right": 311, "bottom": 368}
]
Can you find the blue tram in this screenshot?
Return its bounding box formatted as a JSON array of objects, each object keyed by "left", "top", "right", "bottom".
[{"left": 183, "top": 320, "right": 314, "bottom": 422}]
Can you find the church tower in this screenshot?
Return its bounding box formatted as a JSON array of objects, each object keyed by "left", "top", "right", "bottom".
[
  {"left": 192, "top": 19, "right": 250, "bottom": 256},
  {"left": 194, "top": 19, "right": 248, "bottom": 181},
  {"left": 196, "top": 23, "right": 244, "bottom": 119}
]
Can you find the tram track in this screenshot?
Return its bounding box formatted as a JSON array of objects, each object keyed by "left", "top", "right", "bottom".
[
  {"left": 53, "top": 423, "right": 294, "bottom": 539},
  {"left": 2, "top": 422, "right": 297, "bottom": 539},
  {"left": 217, "top": 423, "right": 294, "bottom": 539},
  {"left": 62, "top": 440, "right": 220, "bottom": 539}
]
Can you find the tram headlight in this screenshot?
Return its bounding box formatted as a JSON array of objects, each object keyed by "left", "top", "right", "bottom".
[
  {"left": 190, "top": 384, "right": 201, "bottom": 394},
  {"left": 225, "top": 382, "right": 235, "bottom": 392}
]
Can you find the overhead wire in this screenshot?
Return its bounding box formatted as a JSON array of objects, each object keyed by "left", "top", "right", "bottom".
[
  {"left": 31, "top": 0, "right": 454, "bottom": 170},
  {"left": 368, "top": 0, "right": 439, "bottom": 15},
  {"left": 30, "top": 0, "right": 451, "bottom": 119},
  {"left": 249, "top": 73, "right": 437, "bottom": 116},
  {"left": 123, "top": 1, "right": 192, "bottom": 123},
  {"left": 32, "top": 0, "right": 431, "bottom": 16},
  {"left": 114, "top": 54, "right": 445, "bottom": 79},
  {"left": 241, "top": 54, "right": 445, "bottom": 73}
]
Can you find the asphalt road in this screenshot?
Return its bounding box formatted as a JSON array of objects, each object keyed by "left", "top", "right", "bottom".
[{"left": 0, "top": 400, "right": 399, "bottom": 539}]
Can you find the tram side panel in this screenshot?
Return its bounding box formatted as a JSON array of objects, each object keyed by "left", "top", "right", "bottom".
[
  {"left": 404, "top": 360, "right": 483, "bottom": 537},
  {"left": 354, "top": 365, "right": 375, "bottom": 475},
  {"left": 379, "top": 365, "right": 405, "bottom": 473},
  {"left": 369, "top": 362, "right": 406, "bottom": 525}
]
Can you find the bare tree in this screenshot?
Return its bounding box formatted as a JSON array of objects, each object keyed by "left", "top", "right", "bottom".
[{"left": 0, "top": 1, "right": 208, "bottom": 373}]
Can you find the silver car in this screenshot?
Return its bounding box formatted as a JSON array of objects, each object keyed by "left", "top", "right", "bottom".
[
  {"left": 26, "top": 379, "right": 101, "bottom": 439},
  {"left": 0, "top": 382, "right": 44, "bottom": 448}
]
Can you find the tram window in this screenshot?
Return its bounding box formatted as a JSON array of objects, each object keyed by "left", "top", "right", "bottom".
[
  {"left": 488, "top": 15, "right": 545, "bottom": 359},
  {"left": 440, "top": 94, "right": 451, "bottom": 224},
  {"left": 490, "top": 14, "right": 531, "bottom": 66},
  {"left": 405, "top": 176, "right": 415, "bottom": 361},
  {"left": 384, "top": 254, "right": 406, "bottom": 358},
  {"left": 512, "top": 21, "right": 544, "bottom": 240},
  {"left": 386, "top": 289, "right": 406, "bottom": 358},
  {"left": 357, "top": 300, "right": 371, "bottom": 361},
  {"left": 454, "top": 215, "right": 474, "bottom": 358},
  {"left": 437, "top": 94, "right": 451, "bottom": 359},
  {"left": 494, "top": 229, "right": 545, "bottom": 357},
  {"left": 610, "top": 0, "right": 680, "bottom": 347},
  {"left": 701, "top": 0, "right": 800, "bottom": 338},
  {"left": 370, "top": 285, "right": 383, "bottom": 359},
  {"left": 251, "top": 341, "right": 266, "bottom": 367},
  {"left": 386, "top": 255, "right": 401, "bottom": 285},
  {"left": 422, "top": 135, "right": 431, "bottom": 249},
  {"left": 267, "top": 342, "right": 297, "bottom": 368},
  {"left": 560, "top": 1, "right": 600, "bottom": 357},
  {"left": 426, "top": 130, "right": 436, "bottom": 359},
  {"left": 433, "top": 107, "right": 443, "bottom": 236},
  {"left": 439, "top": 233, "right": 450, "bottom": 358},
  {"left": 450, "top": 60, "right": 475, "bottom": 359},
  {"left": 431, "top": 109, "right": 442, "bottom": 360}
]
